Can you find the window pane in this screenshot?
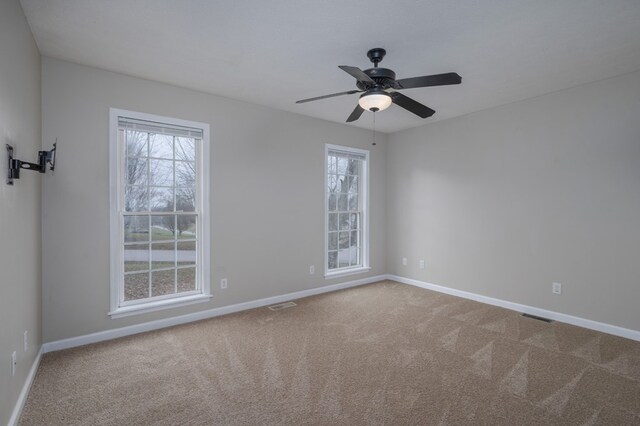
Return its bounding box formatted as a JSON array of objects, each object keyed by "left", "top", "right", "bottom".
[
  {"left": 152, "top": 269, "right": 175, "bottom": 297},
  {"left": 338, "top": 250, "right": 350, "bottom": 268},
  {"left": 149, "top": 159, "right": 174, "bottom": 186},
  {"left": 348, "top": 176, "right": 358, "bottom": 193},
  {"left": 350, "top": 247, "right": 362, "bottom": 265},
  {"left": 328, "top": 213, "right": 338, "bottom": 232},
  {"left": 177, "top": 241, "right": 196, "bottom": 266},
  {"left": 339, "top": 213, "right": 350, "bottom": 231},
  {"left": 125, "top": 186, "right": 148, "bottom": 212},
  {"left": 347, "top": 159, "right": 358, "bottom": 175},
  {"left": 175, "top": 137, "right": 195, "bottom": 162},
  {"left": 152, "top": 242, "right": 175, "bottom": 269},
  {"left": 126, "top": 131, "right": 147, "bottom": 158},
  {"left": 151, "top": 215, "right": 176, "bottom": 241},
  {"left": 328, "top": 156, "right": 336, "bottom": 174},
  {"left": 126, "top": 157, "right": 147, "bottom": 186},
  {"left": 175, "top": 161, "right": 195, "bottom": 187},
  {"left": 327, "top": 175, "right": 337, "bottom": 193},
  {"left": 177, "top": 215, "right": 197, "bottom": 239},
  {"left": 350, "top": 213, "right": 359, "bottom": 230},
  {"left": 124, "top": 244, "right": 148, "bottom": 272},
  {"left": 150, "top": 187, "right": 174, "bottom": 212},
  {"left": 149, "top": 134, "right": 174, "bottom": 159},
  {"left": 350, "top": 231, "right": 359, "bottom": 248},
  {"left": 348, "top": 193, "right": 358, "bottom": 211},
  {"left": 328, "top": 193, "right": 337, "bottom": 211},
  {"left": 338, "top": 194, "right": 348, "bottom": 211},
  {"left": 176, "top": 188, "right": 196, "bottom": 212},
  {"left": 339, "top": 176, "right": 349, "bottom": 193},
  {"left": 339, "top": 231, "right": 349, "bottom": 249},
  {"left": 177, "top": 267, "right": 196, "bottom": 292},
  {"left": 337, "top": 157, "right": 347, "bottom": 175},
  {"left": 328, "top": 232, "right": 338, "bottom": 250},
  {"left": 328, "top": 251, "right": 338, "bottom": 269},
  {"left": 124, "top": 216, "right": 149, "bottom": 242},
  {"left": 124, "top": 272, "right": 149, "bottom": 301}
]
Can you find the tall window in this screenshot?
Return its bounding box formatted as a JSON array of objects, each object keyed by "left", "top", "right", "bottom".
[
  {"left": 325, "top": 144, "right": 369, "bottom": 277},
  {"left": 109, "top": 109, "right": 210, "bottom": 317}
]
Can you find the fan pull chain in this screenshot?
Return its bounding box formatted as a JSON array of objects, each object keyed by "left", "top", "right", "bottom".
[{"left": 372, "top": 110, "right": 377, "bottom": 146}]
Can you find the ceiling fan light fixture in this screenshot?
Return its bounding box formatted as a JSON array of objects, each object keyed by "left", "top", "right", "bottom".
[
  {"left": 358, "top": 90, "right": 392, "bottom": 112},
  {"left": 295, "top": 48, "right": 461, "bottom": 123}
]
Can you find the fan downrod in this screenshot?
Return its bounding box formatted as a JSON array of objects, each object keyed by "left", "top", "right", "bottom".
[{"left": 367, "top": 48, "right": 386, "bottom": 67}]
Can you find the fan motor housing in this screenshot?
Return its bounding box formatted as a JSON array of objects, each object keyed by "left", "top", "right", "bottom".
[{"left": 357, "top": 67, "right": 397, "bottom": 90}]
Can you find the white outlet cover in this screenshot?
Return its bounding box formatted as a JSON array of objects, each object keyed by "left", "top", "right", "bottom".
[
  {"left": 402, "top": 257, "right": 408, "bottom": 266},
  {"left": 419, "top": 260, "right": 425, "bottom": 269},
  {"left": 552, "top": 282, "right": 562, "bottom": 294},
  {"left": 309, "top": 265, "right": 315, "bottom": 275},
  {"left": 220, "top": 278, "right": 228, "bottom": 289}
]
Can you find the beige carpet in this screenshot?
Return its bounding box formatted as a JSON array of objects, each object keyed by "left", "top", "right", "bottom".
[{"left": 20, "top": 281, "right": 640, "bottom": 425}]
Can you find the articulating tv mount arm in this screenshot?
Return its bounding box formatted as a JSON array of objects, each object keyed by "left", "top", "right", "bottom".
[{"left": 6, "top": 141, "right": 56, "bottom": 185}]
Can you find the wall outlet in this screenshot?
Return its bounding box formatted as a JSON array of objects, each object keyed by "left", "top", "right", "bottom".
[
  {"left": 309, "top": 265, "right": 315, "bottom": 275},
  {"left": 552, "top": 282, "right": 562, "bottom": 295},
  {"left": 402, "top": 257, "right": 408, "bottom": 266},
  {"left": 24, "top": 330, "right": 28, "bottom": 352},
  {"left": 220, "top": 278, "right": 228, "bottom": 289},
  {"left": 419, "top": 260, "right": 425, "bottom": 269},
  {"left": 11, "top": 351, "right": 16, "bottom": 377}
]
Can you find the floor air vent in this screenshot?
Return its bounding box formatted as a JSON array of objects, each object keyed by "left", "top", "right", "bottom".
[
  {"left": 521, "top": 313, "right": 553, "bottom": 323},
  {"left": 268, "top": 301, "right": 297, "bottom": 311}
]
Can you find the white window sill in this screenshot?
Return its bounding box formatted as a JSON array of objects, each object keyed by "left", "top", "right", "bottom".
[
  {"left": 324, "top": 266, "right": 371, "bottom": 279},
  {"left": 109, "top": 293, "right": 212, "bottom": 319}
]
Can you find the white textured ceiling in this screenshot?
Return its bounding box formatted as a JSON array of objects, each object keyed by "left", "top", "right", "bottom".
[{"left": 20, "top": 0, "right": 640, "bottom": 133}]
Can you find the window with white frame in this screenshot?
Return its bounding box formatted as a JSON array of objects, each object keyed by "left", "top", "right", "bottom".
[
  {"left": 109, "top": 109, "right": 210, "bottom": 317},
  {"left": 325, "top": 144, "right": 369, "bottom": 276}
]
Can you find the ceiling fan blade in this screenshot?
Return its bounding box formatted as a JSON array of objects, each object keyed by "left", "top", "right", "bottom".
[
  {"left": 390, "top": 92, "right": 435, "bottom": 118},
  {"left": 338, "top": 65, "right": 375, "bottom": 84},
  {"left": 346, "top": 104, "right": 365, "bottom": 122},
  {"left": 396, "top": 72, "right": 462, "bottom": 90},
  {"left": 296, "top": 90, "right": 362, "bottom": 104}
]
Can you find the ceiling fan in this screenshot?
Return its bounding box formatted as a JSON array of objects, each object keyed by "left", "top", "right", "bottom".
[{"left": 296, "top": 48, "right": 461, "bottom": 122}]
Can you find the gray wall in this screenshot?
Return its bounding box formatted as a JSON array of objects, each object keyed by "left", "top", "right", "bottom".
[
  {"left": 41, "top": 57, "right": 387, "bottom": 342},
  {"left": 0, "top": 0, "right": 42, "bottom": 423},
  {"left": 38, "top": 50, "right": 640, "bottom": 344},
  {"left": 387, "top": 70, "right": 640, "bottom": 331}
]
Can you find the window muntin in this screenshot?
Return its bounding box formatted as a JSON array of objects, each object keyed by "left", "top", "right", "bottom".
[
  {"left": 326, "top": 145, "right": 369, "bottom": 275},
  {"left": 110, "top": 110, "right": 210, "bottom": 316}
]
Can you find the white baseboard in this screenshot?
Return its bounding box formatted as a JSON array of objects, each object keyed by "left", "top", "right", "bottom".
[
  {"left": 387, "top": 274, "right": 640, "bottom": 342},
  {"left": 43, "top": 274, "right": 387, "bottom": 353},
  {"left": 41, "top": 273, "right": 639, "bottom": 353},
  {"left": 8, "top": 345, "right": 43, "bottom": 426}
]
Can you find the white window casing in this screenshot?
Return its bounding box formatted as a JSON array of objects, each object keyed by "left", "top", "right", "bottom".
[
  {"left": 109, "top": 108, "right": 211, "bottom": 318},
  {"left": 325, "top": 144, "right": 370, "bottom": 278}
]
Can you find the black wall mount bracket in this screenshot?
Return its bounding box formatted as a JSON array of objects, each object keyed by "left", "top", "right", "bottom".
[{"left": 6, "top": 142, "right": 56, "bottom": 185}]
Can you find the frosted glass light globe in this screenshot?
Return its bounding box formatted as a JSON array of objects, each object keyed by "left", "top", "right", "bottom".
[{"left": 358, "top": 91, "right": 392, "bottom": 111}]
